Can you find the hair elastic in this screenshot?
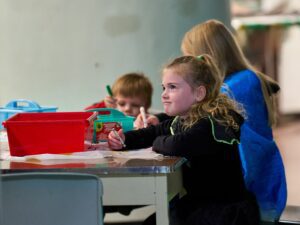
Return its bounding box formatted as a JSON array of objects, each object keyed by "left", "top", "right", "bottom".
[{"left": 196, "top": 55, "right": 204, "bottom": 61}]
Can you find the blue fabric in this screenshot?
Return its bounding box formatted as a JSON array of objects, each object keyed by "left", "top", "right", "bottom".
[{"left": 221, "top": 69, "right": 287, "bottom": 221}]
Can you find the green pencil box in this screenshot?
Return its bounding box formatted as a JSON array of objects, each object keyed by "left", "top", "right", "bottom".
[{"left": 86, "top": 108, "right": 134, "bottom": 143}]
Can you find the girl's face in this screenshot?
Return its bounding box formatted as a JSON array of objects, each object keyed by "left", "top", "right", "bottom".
[
  {"left": 161, "top": 69, "right": 199, "bottom": 117},
  {"left": 115, "top": 95, "right": 145, "bottom": 117}
]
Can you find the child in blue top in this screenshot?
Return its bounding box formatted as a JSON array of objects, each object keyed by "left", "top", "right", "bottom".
[
  {"left": 109, "top": 55, "right": 260, "bottom": 225},
  {"left": 180, "top": 19, "right": 287, "bottom": 222}
]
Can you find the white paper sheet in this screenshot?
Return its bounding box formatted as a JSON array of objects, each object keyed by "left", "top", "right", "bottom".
[{"left": 1, "top": 147, "right": 163, "bottom": 162}]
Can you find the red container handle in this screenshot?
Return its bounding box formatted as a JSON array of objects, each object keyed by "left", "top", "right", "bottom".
[{"left": 86, "top": 112, "right": 97, "bottom": 125}]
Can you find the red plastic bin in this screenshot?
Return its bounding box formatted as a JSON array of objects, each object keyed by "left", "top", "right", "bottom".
[{"left": 3, "top": 112, "right": 97, "bottom": 156}]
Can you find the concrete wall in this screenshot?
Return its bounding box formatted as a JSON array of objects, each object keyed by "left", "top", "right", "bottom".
[{"left": 0, "top": 0, "right": 231, "bottom": 111}]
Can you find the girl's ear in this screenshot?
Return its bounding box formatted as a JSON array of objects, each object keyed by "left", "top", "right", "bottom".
[{"left": 195, "top": 85, "right": 206, "bottom": 102}]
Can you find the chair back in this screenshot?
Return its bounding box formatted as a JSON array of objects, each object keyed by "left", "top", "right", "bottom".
[{"left": 1, "top": 172, "right": 103, "bottom": 225}]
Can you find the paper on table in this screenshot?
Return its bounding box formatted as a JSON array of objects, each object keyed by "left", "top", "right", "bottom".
[
  {"left": 110, "top": 147, "right": 163, "bottom": 159},
  {"left": 7, "top": 150, "right": 106, "bottom": 162},
  {"left": 4, "top": 147, "right": 163, "bottom": 162}
]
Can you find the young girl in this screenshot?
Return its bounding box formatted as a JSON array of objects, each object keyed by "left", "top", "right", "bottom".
[
  {"left": 135, "top": 19, "right": 287, "bottom": 222},
  {"left": 108, "top": 55, "right": 260, "bottom": 225}
]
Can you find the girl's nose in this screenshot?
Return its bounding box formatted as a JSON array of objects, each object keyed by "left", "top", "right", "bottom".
[{"left": 161, "top": 90, "right": 168, "bottom": 99}]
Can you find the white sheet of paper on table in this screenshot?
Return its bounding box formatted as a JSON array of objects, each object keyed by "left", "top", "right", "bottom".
[{"left": 3, "top": 147, "right": 162, "bottom": 162}]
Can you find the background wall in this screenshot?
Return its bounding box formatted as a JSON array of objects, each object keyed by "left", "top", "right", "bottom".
[
  {"left": 279, "top": 25, "right": 300, "bottom": 114},
  {"left": 0, "top": 0, "right": 231, "bottom": 111}
]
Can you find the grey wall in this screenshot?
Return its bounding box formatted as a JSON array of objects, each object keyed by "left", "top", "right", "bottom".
[{"left": 0, "top": 0, "right": 231, "bottom": 111}]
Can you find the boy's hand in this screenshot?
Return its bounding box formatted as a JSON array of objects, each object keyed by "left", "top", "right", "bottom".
[
  {"left": 108, "top": 129, "right": 125, "bottom": 150},
  {"left": 134, "top": 114, "right": 160, "bottom": 129},
  {"left": 104, "top": 95, "right": 117, "bottom": 108}
]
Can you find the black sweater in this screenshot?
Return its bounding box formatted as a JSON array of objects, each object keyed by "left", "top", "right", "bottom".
[
  {"left": 124, "top": 115, "right": 259, "bottom": 224},
  {"left": 125, "top": 115, "right": 248, "bottom": 202}
]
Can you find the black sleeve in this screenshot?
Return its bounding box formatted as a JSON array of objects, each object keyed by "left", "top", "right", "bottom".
[
  {"left": 124, "top": 119, "right": 173, "bottom": 150},
  {"left": 155, "top": 113, "right": 174, "bottom": 122},
  {"left": 152, "top": 118, "right": 215, "bottom": 158}
]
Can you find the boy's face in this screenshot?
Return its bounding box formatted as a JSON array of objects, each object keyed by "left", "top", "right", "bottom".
[
  {"left": 115, "top": 95, "right": 145, "bottom": 117},
  {"left": 161, "top": 69, "right": 198, "bottom": 117}
]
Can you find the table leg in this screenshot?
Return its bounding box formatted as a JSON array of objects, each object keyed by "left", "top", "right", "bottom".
[{"left": 155, "top": 175, "right": 170, "bottom": 225}]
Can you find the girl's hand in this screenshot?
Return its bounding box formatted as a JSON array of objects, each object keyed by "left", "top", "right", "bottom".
[
  {"left": 134, "top": 114, "right": 160, "bottom": 129},
  {"left": 104, "top": 95, "right": 117, "bottom": 108},
  {"left": 108, "top": 129, "right": 125, "bottom": 150}
]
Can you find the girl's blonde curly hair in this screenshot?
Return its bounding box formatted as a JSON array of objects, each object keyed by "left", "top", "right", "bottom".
[{"left": 164, "top": 54, "right": 244, "bottom": 130}]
